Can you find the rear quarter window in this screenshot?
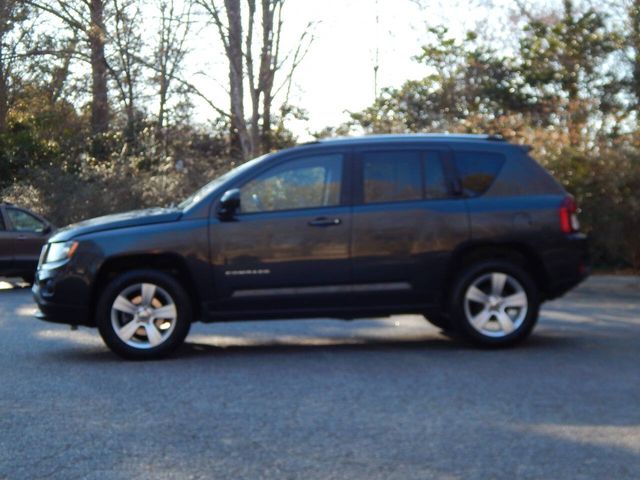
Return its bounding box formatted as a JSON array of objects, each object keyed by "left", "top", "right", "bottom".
[{"left": 454, "top": 151, "right": 505, "bottom": 196}]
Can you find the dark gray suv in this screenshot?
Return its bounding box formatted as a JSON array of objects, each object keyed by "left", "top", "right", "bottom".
[{"left": 33, "top": 135, "right": 589, "bottom": 359}]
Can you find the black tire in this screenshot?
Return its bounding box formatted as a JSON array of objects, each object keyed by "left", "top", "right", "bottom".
[
  {"left": 448, "top": 260, "right": 540, "bottom": 347},
  {"left": 96, "top": 270, "right": 192, "bottom": 360}
]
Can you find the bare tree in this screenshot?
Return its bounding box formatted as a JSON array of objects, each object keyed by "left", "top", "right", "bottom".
[
  {"left": 154, "top": 0, "right": 193, "bottom": 150},
  {"left": 195, "top": 0, "right": 313, "bottom": 159},
  {"left": 0, "top": 1, "right": 31, "bottom": 133},
  {"left": 111, "top": 0, "right": 144, "bottom": 146},
  {"left": 89, "top": 0, "right": 109, "bottom": 136},
  {"left": 629, "top": 0, "right": 640, "bottom": 121},
  {"left": 198, "top": 0, "right": 251, "bottom": 158},
  {"left": 25, "top": 0, "right": 110, "bottom": 137}
]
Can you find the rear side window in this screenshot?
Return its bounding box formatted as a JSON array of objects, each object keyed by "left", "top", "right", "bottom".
[
  {"left": 363, "top": 151, "right": 422, "bottom": 203},
  {"left": 455, "top": 151, "right": 505, "bottom": 196}
]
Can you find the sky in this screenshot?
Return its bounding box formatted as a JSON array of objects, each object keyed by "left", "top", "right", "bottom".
[{"left": 185, "top": 0, "right": 515, "bottom": 139}]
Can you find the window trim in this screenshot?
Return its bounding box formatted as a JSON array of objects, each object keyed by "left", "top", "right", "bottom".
[
  {"left": 227, "top": 150, "right": 352, "bottom": 216},
  {"left": 353, "top": 147, "right": 455, "bottom": 206}
]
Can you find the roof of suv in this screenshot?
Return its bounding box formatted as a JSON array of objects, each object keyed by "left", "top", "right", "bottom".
[{"left": 309, "top": 133, "right": 508, "bottom": 147}]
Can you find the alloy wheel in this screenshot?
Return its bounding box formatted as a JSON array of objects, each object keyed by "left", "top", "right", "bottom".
[
  {"left": 463, "top": 272, "right": 528, "bottom": 338},
  {"left": 110, "top": 283, "right": 178, "bottom": 349}
]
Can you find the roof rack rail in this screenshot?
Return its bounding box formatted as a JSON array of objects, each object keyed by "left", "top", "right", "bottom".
[{"left": 486, "top": 134, "right": 506, "bottom": 141}]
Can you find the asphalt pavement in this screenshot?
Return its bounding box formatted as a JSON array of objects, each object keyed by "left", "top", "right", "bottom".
[{"left": 0, "top": 276, "right": 639, "bottom": 479}]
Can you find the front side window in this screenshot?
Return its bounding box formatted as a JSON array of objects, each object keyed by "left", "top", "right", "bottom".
[
  {"left": 7, "top": 208, "right": 45, "bottom": 233},
  {"left": 240, "top": 154, "right": 343, "bottom": 213},
  {"left": 363, "top": 151, "right": 422, "bottom": 204},
  {"left": 455, "top": 151, "right": 505, "bottom": 196}
]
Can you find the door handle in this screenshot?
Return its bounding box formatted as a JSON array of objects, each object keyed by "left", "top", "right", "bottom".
[
  {"left": 17, "top": 235, "right": 28, "bottom": 240},
  {"left": 308, "top": 217, "right": 341, "bottom": 227}
]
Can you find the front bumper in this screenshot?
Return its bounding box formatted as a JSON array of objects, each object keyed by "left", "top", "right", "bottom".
[{"left": 32, "top": 266, "right": 94, "bottom": 327}]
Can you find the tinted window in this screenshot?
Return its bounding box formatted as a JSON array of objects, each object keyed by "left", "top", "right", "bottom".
[
  {"left": 7, "top": 208, "right": 45, "bottom": 232},
  {"left": 363, "top": 151, "right": 422, "bottom": 203},
  {"left": 0, "top": 211, "right": 5, "bottom": 231},
  {"left": 455, "top": 151, "right": 505, "bottom": 196},
  {"left": 424, "top": 151, "right": 449, "bottom": 199},
  {"left": 240, "top": 154, "right": 342, "bottom": 213}
]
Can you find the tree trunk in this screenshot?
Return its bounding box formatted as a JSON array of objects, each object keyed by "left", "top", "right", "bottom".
[
  {"left": 0, "top": 3, "right": 9, "bottom": 135},
  {"left": 0, "top": 63, "right": 7, "bottom": 134},
  {"left": 259, "top": 0, "right": 275, "bottom": 153},
  {"left": 225, "top": 0, "right": 252, "bottom": 159},
  {"left": 631, "top": 0, "right": 640, "bottom": 123},
  {"left": 89, "top": 0, "right": 109, "bottom": 137},
  {"left": 125, "top": 80, "right": 135, "bottom": 146},
  {"left": 246, "top": 0, "right": 261, "bottom": 156},
  {"left": 50, "top": 37, "right": 77, "bottom": 102},
  {"left": 157, "top": 74, "right": 167, "bottom": 150},
  {"left": 562, "top": 0, "right": 581, "bottom": 147}
]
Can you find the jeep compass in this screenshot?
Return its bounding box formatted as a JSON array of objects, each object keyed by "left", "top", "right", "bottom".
[{"left": 33, "top": 135, "right": 589, "bottom": 359}]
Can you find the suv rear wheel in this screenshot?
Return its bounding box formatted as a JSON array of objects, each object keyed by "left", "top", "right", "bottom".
[
  {"left": 449, "top": 260, "right": 539, "bottom": 347},
  {"left": 96, "top": 270, "right": 192, "bottom": 360}
]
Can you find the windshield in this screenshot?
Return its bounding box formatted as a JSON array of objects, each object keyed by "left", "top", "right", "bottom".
[{"left": 177, "top": 155, "right": 268, "bottom": 210}]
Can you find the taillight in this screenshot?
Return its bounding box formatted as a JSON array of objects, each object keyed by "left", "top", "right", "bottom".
[{"left": 559, "top": 195, "right": 580, "bottom": 233}]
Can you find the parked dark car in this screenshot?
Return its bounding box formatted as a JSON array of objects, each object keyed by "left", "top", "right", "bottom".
[
  {"left": 0, "top": 203, "right": 54, "bottom": 284},
  {"left": 33, "top": 134, "right": 589, "bottom": 359}
]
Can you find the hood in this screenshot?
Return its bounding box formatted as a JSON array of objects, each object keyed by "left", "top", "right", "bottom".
[{"left": 49, "top": 207, "right": 183, "bottom": 242}]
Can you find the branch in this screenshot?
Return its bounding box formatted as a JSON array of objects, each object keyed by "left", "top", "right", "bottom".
[
  {"left": 272, "top": 21, "right": 316, "bottom": 101},
  {"left": 23, "top": 0, "right": 86, "bottom": 32}
]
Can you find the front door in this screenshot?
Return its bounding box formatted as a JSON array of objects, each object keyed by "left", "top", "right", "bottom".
[
  {"left": 5, "top": 207, "right": 49, "bottom": 273},
  {"left": 0, "top": 209, "right": 14, "bottom": 274},
  {"left": 208, "top": 152, "right": 352, "bottom": 315}
]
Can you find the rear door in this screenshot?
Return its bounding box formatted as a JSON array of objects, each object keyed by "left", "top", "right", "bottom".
[
  {"left": 350, "top": 145, "right": 469, "bottom": 308},
  {"left": 208, "top": 150, "right": 353, "bottom": 315},
  {"left": 5, "top": 207, "right": 50, "bottom": 274},
  {"left": 0, "top": 207, "right": 14, "bottom": 273}
]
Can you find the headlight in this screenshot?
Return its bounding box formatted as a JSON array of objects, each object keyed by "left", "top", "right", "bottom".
[{"left": 43, "top": 241, "right": 79, "bottom": 264}]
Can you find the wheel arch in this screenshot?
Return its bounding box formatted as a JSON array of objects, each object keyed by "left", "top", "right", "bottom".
[
  {"left": 91, "top": 253, "right": 201, "bottom": 323},
  {"left": 444, "top": 241, "right": 549, "bottom": 304}
]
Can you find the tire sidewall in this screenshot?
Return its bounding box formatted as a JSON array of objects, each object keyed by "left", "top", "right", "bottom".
[
  {"left": 97, "top": 270, "right": 192, "bottom": 360},
  {"left": 449, "top": 260, "right": 540, "bottom": 347}
]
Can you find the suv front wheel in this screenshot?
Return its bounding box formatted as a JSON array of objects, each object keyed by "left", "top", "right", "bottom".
[
  {"left": 96, "top": 270, "right": 192, "bottom": 360},
  {"left": 449, "top": 260, "right": 540, "bottom": 347}
]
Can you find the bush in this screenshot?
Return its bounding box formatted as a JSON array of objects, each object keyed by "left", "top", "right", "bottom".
[
  {"left": 2, "top": 153, "right": 235, "bottom": 227},
  {"left": 542, "top": 145, "right": 640, "bottom": 270}
]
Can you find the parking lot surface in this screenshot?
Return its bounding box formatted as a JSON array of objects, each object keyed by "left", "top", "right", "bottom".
[{"left": 0, "top": 276, "right": 639, "bottom": 479}]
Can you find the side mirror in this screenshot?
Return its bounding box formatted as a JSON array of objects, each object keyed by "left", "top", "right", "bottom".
[
  {"left": 42, "top": 224, "right": 53, "bottom": 235},
  {"left": 218, "top": 189, "right": 241, "bottom": 219}
]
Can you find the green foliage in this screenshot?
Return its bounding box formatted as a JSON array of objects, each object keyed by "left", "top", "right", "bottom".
[
  {"left": 519, "top": 6, "right": 622, "bottom": 99},
  {"left": 351, "top": 27, "right": 530, "bottom": 134},
  {"left": 543, "top": 144, "right": 640, "bottom": 269},
  {"left": 0, "top": 84, "right": 86, "bottom": 188}
]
